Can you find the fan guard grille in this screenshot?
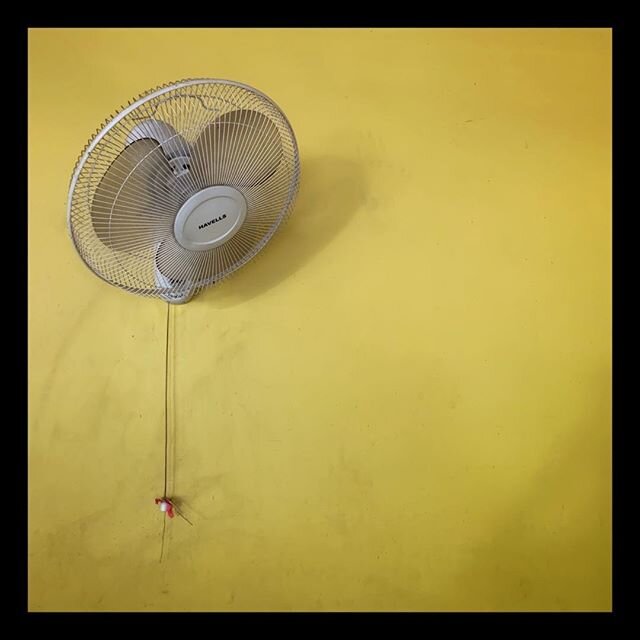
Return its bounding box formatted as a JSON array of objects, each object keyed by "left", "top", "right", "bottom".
[{"left": 67, "top": 79, "right": 300, "bottom": 302}]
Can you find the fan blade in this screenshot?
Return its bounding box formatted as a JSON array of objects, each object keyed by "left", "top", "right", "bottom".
[
  {"left": 155, "top": 235, "right": 216, "bottom": 288},
  {"left": 91, "top": 139, "right": 180, "bottom": 253},
  {"left": 190, "top": 110, "right": 283, "bottom": 189}
]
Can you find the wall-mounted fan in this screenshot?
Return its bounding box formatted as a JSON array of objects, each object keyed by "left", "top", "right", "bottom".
[
  {"left": 66, "top": 79, "right": 300, "bottom": 556},
  {"left": 67, "top": 78, "right": 300, "bottom": 303}
]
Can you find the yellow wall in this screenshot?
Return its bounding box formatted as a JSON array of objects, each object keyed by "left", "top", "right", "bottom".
[{"left": 28, "top": 28, "right": 611, "bottom": 611}]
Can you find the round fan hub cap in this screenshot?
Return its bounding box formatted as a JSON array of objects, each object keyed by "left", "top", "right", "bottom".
[{"left": 174, "top": 186, "right": 247, "bottom": 251}]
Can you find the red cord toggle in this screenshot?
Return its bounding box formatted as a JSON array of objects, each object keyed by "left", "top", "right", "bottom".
[{"left": 155, "top": 497, "right": 175, "bottom": 518}]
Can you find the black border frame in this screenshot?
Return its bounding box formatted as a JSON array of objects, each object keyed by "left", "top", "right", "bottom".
[{"left": 16, "top": 13, "right": 626, "bottom": 624}]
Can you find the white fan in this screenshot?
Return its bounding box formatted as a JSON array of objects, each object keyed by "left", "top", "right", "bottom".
[{"left": 67, "top": 78, "right": 300, "bottom": 303}]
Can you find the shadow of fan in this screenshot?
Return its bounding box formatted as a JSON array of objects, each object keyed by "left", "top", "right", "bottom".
[{"left": 197, "top": 155, "right": 366, "bottom": 307}]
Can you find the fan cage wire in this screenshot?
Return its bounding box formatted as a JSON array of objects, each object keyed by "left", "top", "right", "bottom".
[{"left": 68, "top": 78, "right": 300, "bottom": 299}]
